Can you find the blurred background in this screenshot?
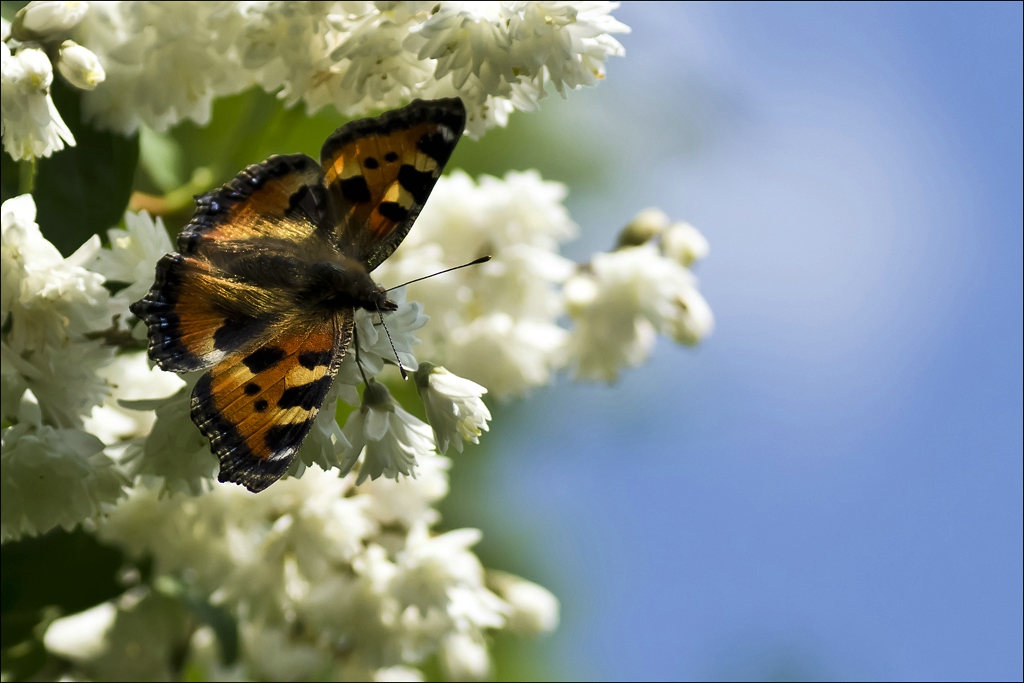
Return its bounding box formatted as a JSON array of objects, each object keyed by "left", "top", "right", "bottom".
[
  {"left": 448, "top": 3, "right": 1024, "bottom": 681},
  {"left": 2, "top": 2, "right": 1021, "bottom": 681}
]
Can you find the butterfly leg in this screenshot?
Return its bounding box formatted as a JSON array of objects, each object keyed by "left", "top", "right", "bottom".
[{"left": 352, "top": 323, "right": 371, "bottom": 387}]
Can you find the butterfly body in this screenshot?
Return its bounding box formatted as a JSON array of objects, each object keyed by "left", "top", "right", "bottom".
[{"left": 131, "top": 99, "right": 466, "bottom": 492}]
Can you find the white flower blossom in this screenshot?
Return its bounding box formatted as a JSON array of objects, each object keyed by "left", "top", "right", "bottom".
[
  {"left": 13, "top": 1, "right": 91, "bottom": 39},
  {"left": 341, "top": 381, "right": 436, "bottom": 484},
  {"left": 439, "top": 631, "right": 491, "bottom": 681},
  {"left": 565, "top": 241, "right": 714, "bottom": 382},
  {"left": 43, "top": 601, "right": 118, "bottom": 662},
  {"left": 359, "top": 451, "right": 450, "bottom": 527},
  {"left": 2, "top": 194, "right": 112, "bottom": 352},
  {"left": 374, "top": 665, "right": 425, "bottom": 682},
  {"left": 57, "top": 39, "right": 105, "bottom": 90},
  {"left": 374, "top": 171, "right": 576, "bottom": 397},
  {"left": 43, "top": 587, "right": 190, "bottom": 682},
  {"left": 487, "top": 570, "right": 560, "bottom": 635},
  {"left": 1, "top": 43, "right": 76, "bottom": 160},
  {"left": 661, "top": 220, "right": 710, "bottom": 266},
  {"left": 73, "top": 1, "right": 247, "bottom": 133},
  {"left": 345, "top": 287, "right": 427, "bottom": 378},
  {"left": 60, "top": 2, "right": 627, "bottom": 136},
  {"left": 83, "top": 350, "right": 183, "bottom": 446},
  {"left": 120, "top": 384, "right": 219, "bottom": 495},
  {"left": 1, "top": 392, "right": 127, "bottom": 541},
  {"left": 507, "top": 1, "right": 629, "bottom": 95},
  {"left": 415, "top": 363, "right": 490, "bottom": 454},
  {"left": 91, "top": 209, "right": 174, "bottom": 313},
  {"left": 446, "top": 313, "right": 567, "bottom": 397},
  {"left": 393, "top": 524, "right": 508, "bottom": 633},
  {"left": 5, "top": 337, "right": 115, "bottom": 428}
]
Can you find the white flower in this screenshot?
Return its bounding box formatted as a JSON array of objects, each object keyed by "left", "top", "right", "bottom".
[
  {"left": 2, "top": 194, "right": 112, "bottom": 352},
  {"left": 665, "top": 284, "right": 715, "bottom": 346},
  {"left": 244, "top": 466, "right": 378, "bottom": 583},
  {"left": 661, "top": 221, "right": 710, "bottom": 266},
  {"left": 43, "top": 587, "right": 189, "bottom": 681},
  {"left": 61, "top": 2, "right": 627, "bottom": 137},
  {"left": 5, "top": 338, "right": 115, "bottom": 428},
  {"left": 374, "top": 171, "right": 576, "bottom": 397},
  {"left": 345, "top": 287, "right": 427, "bottom": 378},
  {"left": 55, "top": 39, "right": 105, "bottom": 90},
  {"left": 91, "top": 209, "right": 173, "bottom": 313},
  {"left": 43, "top": 601, "right": 117, "bottom": 662},
  {"left": 1, "top": 397, "right": 128, "bottom": 542},
  {"left": 486, "top": 570, "right": 559, "bottom": 635},
  {"left": 506, "top": 1, "right": 629, "bottom": 95},
  {"left": 445, "top": 313, "right": 567, "bottom": 398},
  {"left": 236, "top": 2, "right": 338, "bottom": 107},
  {"left": 374, "top": 665, "right": 425, "bottom": 682},
  {"left": 1, "top": 44, "right": 75, "bottom": 160},
  {"left": 120, "top": 384, "right": 218, "bottom": 495},
  {"left": 439, "top": 631, "right": 491, "bottom": 681},
  {"left": 617, "top": 207, "right": 669, "bottom": 247},
  {"left": 340, "top": 381, "right": 436, "bottom": 484},
  {"left": 83, "top": 351, "right": 183, "bottom": 446},
  {"left": 74, "top": 1, "right": 246, "bottom": 133},
  {"left": 295, "top": 378, "right": 353, "bottom": 474},
  {"left": 13, "top": 1, "right": 90, "bottom": 39},
  {"left": 565, "top": 242, "right": 713, "bottom": 381},
  {"left": 240, "top": 620, "right": 331, "bottom": 682},
  {"left": 359, "top": 451, "right": 450, "bottom": 528},
  {"left": 393, "top": 524, "right": 507, "bottom": 631},
  {"left": 406, "top": 4, "right": 515, "bottom": 95},
  {"left": 326, "top": 7, "right": 435, "bottom": 113},
  {"left": 414, "top": 363, "right": 490, "bottom": 454}
]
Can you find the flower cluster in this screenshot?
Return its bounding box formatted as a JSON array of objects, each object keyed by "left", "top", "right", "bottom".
[
  {"left": 1, "top": 3, "right": 716, "bottom": 680},
  {"left": 40, "top": 464, "right": 555, "bottom": 681},
  {"left": 2, "top": 0, "right": 629, "bottom": 152},
  {"left": 2, "top": 173, "right": 710, "bottom": 677},
  {"left": 2, "top": 2, "right": 107, "bottom": 160},
  {"left": 565, "top": 208, "right": 714, "bottom": 381},
  {"left": 374, "top": 175, "right": 714, "bottom": 394}
]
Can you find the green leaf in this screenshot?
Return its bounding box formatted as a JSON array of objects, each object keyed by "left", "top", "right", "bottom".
[
  {"left": 0, "top": 528, "right": 127, "bottom": 649},
  {"left": 29, "top": 79, "right": 139, "bottom": 256}
]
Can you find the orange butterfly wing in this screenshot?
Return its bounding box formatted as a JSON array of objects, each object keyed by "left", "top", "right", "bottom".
[
  {"left": 320, "top": 98, "right": 465, "bottom": 270},
  {"left": 131, "top": 253, "right": 291, "bottom": 372},
  {"left": 192, "top": 309, "right": 353, "bottom": 492}
]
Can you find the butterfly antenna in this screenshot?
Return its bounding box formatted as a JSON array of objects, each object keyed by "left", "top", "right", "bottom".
[
  {"left": 386, "top": 255, "right": 491, "bottom": 291},
  {"left": 376, "top": 306, "right": 408, "bottom": 380}
]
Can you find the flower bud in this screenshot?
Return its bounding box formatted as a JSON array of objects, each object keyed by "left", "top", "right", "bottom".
[
  {"left": 16, "top": 46, "right": 54, "bottom": 92},
  {"left": 13, "top": 1, "right": 89, "bottom": 40},
  {"left": 667, "top": 287, "right": 714, "bottom": 346},
  {"left": 440, "top": 632, "right": 490, "bottom": 681},
  {"left": 58, "top": 40, "right": 105, "bottom": 90},
  {"left": 616, "top": 207, "right": 669, "bottom": 248},
  {"left": 487, "top": 570, "right": 560, "bottom": 635},
  {"left": 661, "top": 221, "right": 709, "bottom": 266}
]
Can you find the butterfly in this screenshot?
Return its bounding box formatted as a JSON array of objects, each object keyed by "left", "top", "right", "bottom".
[{"left": 130, "top": 98, "right": 466, "bottom": 493}]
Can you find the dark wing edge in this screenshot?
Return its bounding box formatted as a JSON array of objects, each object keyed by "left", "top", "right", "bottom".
[
  {"left": 320, "top": 98, "right": 466, "bottom": 271},
  {"left": 177, "top": 153, "right": 332, "bottom": 259},
  {"left": 192, "top": 309, "right": 354, "bottom": 493}
]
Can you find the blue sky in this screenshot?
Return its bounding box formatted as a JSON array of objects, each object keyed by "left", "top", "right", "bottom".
[{"left": 472, "top": 4, "right": 1022, "bottom": 680}]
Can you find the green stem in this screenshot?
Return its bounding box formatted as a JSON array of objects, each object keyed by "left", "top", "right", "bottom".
[{"left": 18, "top": 158, "right": 36, "bottom": 195}]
